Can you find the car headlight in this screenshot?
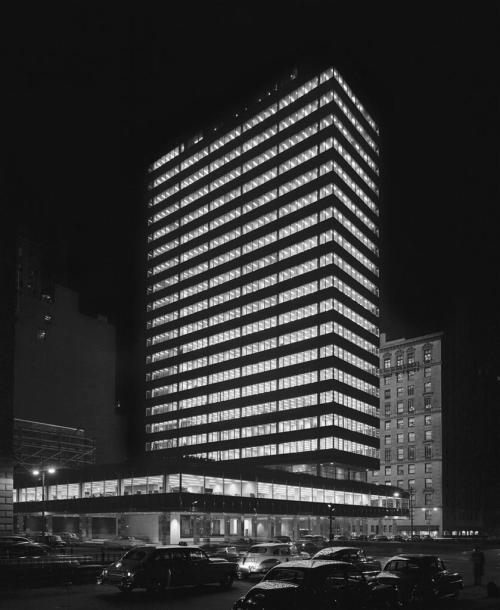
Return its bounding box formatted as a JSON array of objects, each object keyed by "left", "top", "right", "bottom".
[{"left": 101, "top": 569, "right": 108, "bottom": 577}]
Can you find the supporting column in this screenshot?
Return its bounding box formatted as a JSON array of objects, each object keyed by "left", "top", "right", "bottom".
[{"left": 170, "top": 512, "right": 181, "bottom": 544}]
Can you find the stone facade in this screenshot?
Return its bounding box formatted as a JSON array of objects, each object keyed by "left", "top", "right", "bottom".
[{"left": 368, "top": 332, "right": 443, "bottom": 536}]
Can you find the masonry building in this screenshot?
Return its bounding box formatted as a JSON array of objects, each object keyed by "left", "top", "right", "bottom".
[{"left": 368, "top": 332, "right": 443, "bottom": 536}]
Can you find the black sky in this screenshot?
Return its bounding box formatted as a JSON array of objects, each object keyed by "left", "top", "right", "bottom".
[{"left": 4, "top": 1, "right": 499, "bottom": 397}]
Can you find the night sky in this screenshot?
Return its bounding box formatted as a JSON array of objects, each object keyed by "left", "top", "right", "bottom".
[{"left": 4, "top": 2, "right": 499, "bottom": 402}]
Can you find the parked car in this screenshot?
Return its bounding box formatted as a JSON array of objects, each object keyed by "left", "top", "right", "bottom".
[
  {"left": 33, "top": 534, "right": 66, "bottom": 547},
  {"left": 272, "top": 536, "right": 293, "bottom": 544},
  {"left": 59, "top": 532, "right": 82, "bottom": 544},
  {"left": 334, "top": 534, "right": 351, "bottom": 542},
  {"left": 356, "top": 534, "right": 370, "bottom": 541},
  {"left": 391, "top": 535, "right": 407, "bottom": 542},
  {"left": 372, "top": 535, "right": 389, "bottom": 541},
  {"left": 0, "top": 535, "right": 32, "bottom": 546},
  {"left": 301, "top": 534, "right": 328, "bottom": 544},
  {"left": 312, "top": 546, "right": 382, "bottom": 575},
  {"left": 238, "top": 543, "right": 305, "bottom": 580},
  {"left": 102, "top": 536, "right": 145, "bottom": 550},
  {"left": 376, "top": 554, "right": 463, "bottom": 603},
  {"left": 98, "top": 545, "right": 237, "bottom": 592},
  {"left": 0, "top": 541, "right": 51, "bottom": 558},
  {"left": 200, "top": 543, "right": 239, "bottom": 562},
  {"left": 233, "top": 560, "right": 398, "bottom": 610},
  {"left": 296, "top": 539, "right": 324, "bottom": 556}
]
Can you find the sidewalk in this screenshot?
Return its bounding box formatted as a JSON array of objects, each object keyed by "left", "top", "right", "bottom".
[{"left": 457, "top": 585, "right": 500, "bottom": 609}]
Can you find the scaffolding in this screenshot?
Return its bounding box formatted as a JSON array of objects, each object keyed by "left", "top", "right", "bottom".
[{"left": 13, "top": 418, "right": 96, "bottom": 470}]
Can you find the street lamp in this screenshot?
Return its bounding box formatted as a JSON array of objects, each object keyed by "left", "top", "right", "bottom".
[
  {"left": 191, "top": 500, "right": 198, "bottom": 542},
  {"left": 408, "top": 487, "right": 415, "bottom": 538},
  {"left": 327, "top": 504, "right": 335, "bottom": 543},
  {"left": 32, "top": 466, "right": 56, "bottom": 536},
  {"left": 392, "top": 493, "right": 400, "bottom": 536}
]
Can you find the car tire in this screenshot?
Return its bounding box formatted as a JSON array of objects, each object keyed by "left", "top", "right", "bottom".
[
  {"left": 147, "top": 580, "right": 165, "bottom": 593},
  {"left": 409, "top": 585, "right": 432, "bottom": 606},
  {"left": 118, "top": 582, "right": 134, "bottom": 594},
  {"left": 220, "top": 574, "right": 234, "bottom": 590}
]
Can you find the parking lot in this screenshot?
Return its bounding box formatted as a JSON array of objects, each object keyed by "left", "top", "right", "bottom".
[{"left": 1, "top": 544, "right": 500, "bottom": 610}]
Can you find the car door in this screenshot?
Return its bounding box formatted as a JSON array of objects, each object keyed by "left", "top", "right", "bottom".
[
  {"left": 148, "top": 549, "right": 172, "bottom": 587},
  {"left": 168, "top": 548, "right": 191, "bottom": 585},
  {"left": 344, "top": 567, "right": 369, "bottom": 608},
  {"left": 187, "top": 547, "right": 211, "bottom": 585},
  {"left": 320, "top": 567, "right": 351, "bottom": 607}
]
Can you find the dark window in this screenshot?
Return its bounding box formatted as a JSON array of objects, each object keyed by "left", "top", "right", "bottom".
[{"left": 123, "top": 549, "right": 148, "bottom": 561}]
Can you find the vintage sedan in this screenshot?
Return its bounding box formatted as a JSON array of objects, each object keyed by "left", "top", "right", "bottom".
[
  {"left": 312, "top": 546, "right": 382, "bottom": 575},
  {"left": 98, "top": 545, "right": 237, "bottom": 592},
  {"left": 233, "top": 560, "right": 398, "bottom": 610},
  {"left": 200, "top": 543, "right": 239, "bottom": 562},
  {"left": 238, "top": 543, "right": 305, "bottom": 580},
  {"left": 102, "top": 535, "right": 145, "bottom": 550},
  {"left": 376, "top": 554, "right": 463, "bottom": 603}
]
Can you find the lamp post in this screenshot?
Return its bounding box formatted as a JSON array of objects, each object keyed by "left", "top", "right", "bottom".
[
  {"left": 392, "top": 492, "right": 400, "bottom": 536},
  {"left": 421, "top": 507, "right": 438, "bottom": 536},
  {"left": 327, "top": 504, "right": 335, "bottom": 543},
  {"left": 191, "top": 500, "right": 198, "bottom": 542},
  {"left": 32, "top": 466, "right": 56, "bottom": 536},
  {"left": 408, "top": 487, "right": 415, "bottom": 538}
]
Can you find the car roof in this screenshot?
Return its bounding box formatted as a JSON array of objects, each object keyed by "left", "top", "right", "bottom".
[
  {"left": 250, "top": 542, "right": 291, "bottom": 548},
  {"left": 387, "top": 554, "right": 438, "bottom": 561},
  {"left": 315, "top": 546, "right": 358, "bottom": 553},
  {"left": 270, "top": 559, "right": 357, "bottom": 570},
  {"left": 134, "top": 545, "right": 205, "bottom": 550}
]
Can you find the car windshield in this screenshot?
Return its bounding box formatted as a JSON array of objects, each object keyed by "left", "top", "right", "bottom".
[
  {"left": 248, "top": 546, "right": 268, "bottom": 554},
  {"left": 264, "top": 567, "right": 306, "bottom": 583},
  {"left": 122, "top": 549, "right": 147, "bottom": 562}
]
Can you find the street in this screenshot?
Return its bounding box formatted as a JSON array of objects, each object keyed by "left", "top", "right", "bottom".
[{"left": 2, "top": 545, "right": 500, "bottom": 610}]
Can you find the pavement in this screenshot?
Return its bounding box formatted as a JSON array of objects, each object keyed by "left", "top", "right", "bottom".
[{"left": 1, "top": 543, "right": 500, "bottom": 609}]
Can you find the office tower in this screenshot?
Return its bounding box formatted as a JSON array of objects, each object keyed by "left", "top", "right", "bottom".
[
  {"left": 145, "top": 66, "right": 380, "bottom": 481},
  {"left": 368, "top": 332, "right": 443, "bottom": 535}
]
